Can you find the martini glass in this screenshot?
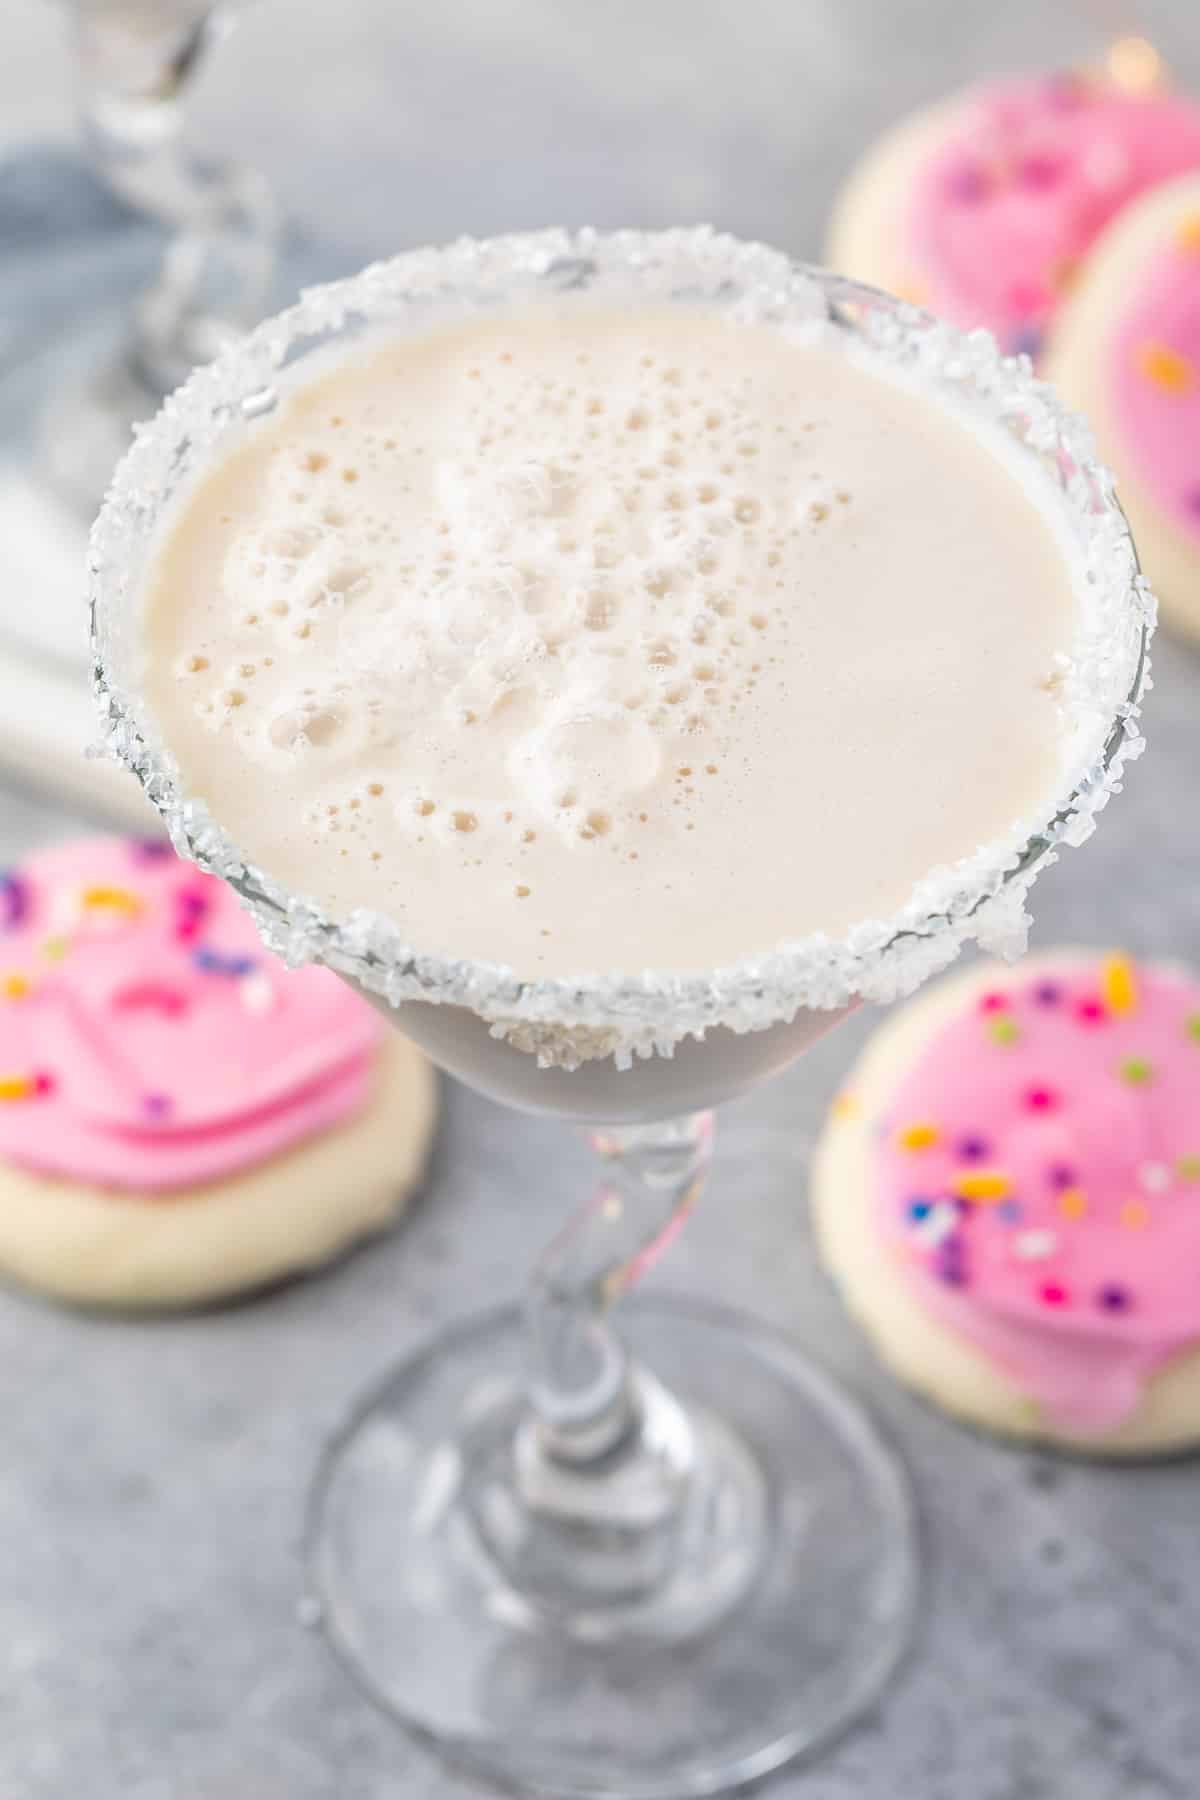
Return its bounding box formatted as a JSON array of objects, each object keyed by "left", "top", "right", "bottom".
[
  {"left": 41, "top": 0, "right": 276, "bottom": 512},
  {"left": 88, "top": 229, "right": 1151, "bottom": 1799}
]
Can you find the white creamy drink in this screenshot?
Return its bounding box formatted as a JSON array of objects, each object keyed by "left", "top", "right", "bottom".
[{"left": 142, "top": 306, "right": 1083, "bottom": 990}]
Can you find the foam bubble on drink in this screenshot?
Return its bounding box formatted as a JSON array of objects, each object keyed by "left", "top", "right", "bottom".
[{"left": 178, "top": 318, "right": 823, "bottom": 872}]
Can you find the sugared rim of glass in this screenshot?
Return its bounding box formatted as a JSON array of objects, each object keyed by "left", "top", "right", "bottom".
[{"left": 90, "top": 227, "right": 1153, "bottom": 1069}]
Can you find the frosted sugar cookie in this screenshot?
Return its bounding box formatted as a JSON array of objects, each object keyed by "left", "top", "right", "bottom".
[
  {"left": 826, "top": 68, "right": 1200, "bottom": 361},
  {"left": 0, "top": 837, "right": 436, "bottom": 1308},
  {"left": 814, "top": 953, "right": 1200, "bottom": 1456},
  {"left": 1046, "top": 172, "right": 1200, "bottom": 642}
]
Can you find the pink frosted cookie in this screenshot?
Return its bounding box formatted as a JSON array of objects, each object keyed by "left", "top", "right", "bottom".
[
  {"left": 1047, "top": 173, "right": 1200, "bottom": 642},
  {"left": 813, "top": 952, "right": 1200, "bottom": 1455},
  {"left": 825, "top": 67, "right": 1200, "bottom": 360},
  {"left": 0, "top": 837, "right": 436, "bottom": 1307}
]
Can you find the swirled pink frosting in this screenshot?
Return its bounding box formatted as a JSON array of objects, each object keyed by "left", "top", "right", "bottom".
[
  {"left": 0, "top": 837, "right": 383, "bottom": 1192},
  {"left": 872, "top": 956, "right": 1200, "bottom": 1432},
  {"left": 907, "top": 74, "right": 1200, "bottom": 355},
  {"left": 1107, "top": 210, "right": 1200, "bottom": 548}
]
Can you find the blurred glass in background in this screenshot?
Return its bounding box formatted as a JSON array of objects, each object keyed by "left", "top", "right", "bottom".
[{"left": 44, "top": 0, "right": 276, "bottom": 511}]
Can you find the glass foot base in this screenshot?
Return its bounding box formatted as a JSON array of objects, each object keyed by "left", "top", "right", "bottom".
[{"left": 306, "top": 1297, "right": 918, "bottom": 1798}]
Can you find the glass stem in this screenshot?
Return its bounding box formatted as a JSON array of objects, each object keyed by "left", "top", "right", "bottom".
[
  {"left": 511, "top": 1111, "right": 713, "bottom": 1568},
  {"left": 74, "top": 3, "right": 277, "bottom": 395}
]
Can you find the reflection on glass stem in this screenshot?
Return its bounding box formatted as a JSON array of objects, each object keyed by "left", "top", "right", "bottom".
[{"left": 526, "top": 1112, "right": 713, "bottom": 1463}]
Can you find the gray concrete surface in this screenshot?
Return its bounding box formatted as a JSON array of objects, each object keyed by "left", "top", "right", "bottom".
[{"left": 2, "top": 2, "right": 1200, "bottom": 1795}]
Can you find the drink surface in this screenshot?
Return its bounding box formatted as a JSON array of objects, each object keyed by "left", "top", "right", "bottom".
[{"left": 142, "top": 304, "right": 1082, "bottom": 979}]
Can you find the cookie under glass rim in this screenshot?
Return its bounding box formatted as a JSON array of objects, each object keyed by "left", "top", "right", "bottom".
[{"left": 90, "top": 226, "right": 1151, "bottom": 1071}]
